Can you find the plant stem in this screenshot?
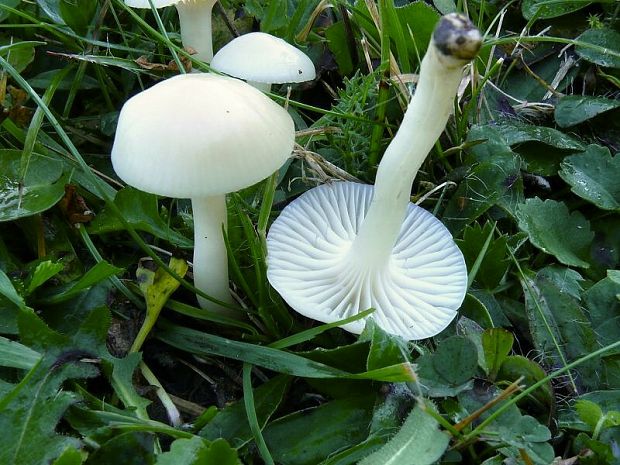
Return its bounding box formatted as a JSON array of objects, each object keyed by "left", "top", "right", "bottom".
[
  {"left": 140, "top": 362, "right": 182, "bottom": 426},
  {"left": 243, "top": 363, "right": 275, "bottom": 465},
  {"left": 147, "top": 0, "right": 185, "bottom": 72},
  {"left": 367, "top": 0, "right": 391, "bottom": 169}
]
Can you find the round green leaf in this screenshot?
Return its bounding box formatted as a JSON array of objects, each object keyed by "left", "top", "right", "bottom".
[
  {"left": 432, "top": 336, "right": 479, "bottom": 386},
  {"left": 0, "top": 150, "right": 66, "bottom": 222},
  {"left": 516, "top": 198, "right": 593, "bottom": 268}
]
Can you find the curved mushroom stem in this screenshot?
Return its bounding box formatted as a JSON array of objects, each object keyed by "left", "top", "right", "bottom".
[
  {"left": 191, "top": 195, "right": 236, "bottom": 313},
  {"left": 176, "top": 0, "right": 217, "bottom": 63},
  {"left": 349, "top": 14, "right": 481, "bottom": 265}
]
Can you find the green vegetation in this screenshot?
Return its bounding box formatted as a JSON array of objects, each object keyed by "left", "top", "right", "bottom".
[{"left": 0, "top": 0, "right": 619, "bottom": 464}]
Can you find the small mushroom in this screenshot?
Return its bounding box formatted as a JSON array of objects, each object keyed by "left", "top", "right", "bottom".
[
  {"left": 124, "top": 0, "right": 218, "bottom": 63},
  {"left": 210, "top": 32, "right": 316, "bottom": 92},
  {"left": 112, "top": 73, "right": 295, "bottom": 313},
  {"left": 266, "top": 14, "right": 482, "bottom": 340}
]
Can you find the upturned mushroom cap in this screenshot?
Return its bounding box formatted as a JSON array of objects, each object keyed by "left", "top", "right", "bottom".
[
  {"left": 124, "top": 0, "right": 179, "bottom": 8},
  {"left": 266, "top": 182, "right": 467, "bottom": 340},
  {"left": 111, "top": 73, "right": 295, "bottom": 198},
  {"left": 211, "top": 32, "right": 316, "bottom": 84}
]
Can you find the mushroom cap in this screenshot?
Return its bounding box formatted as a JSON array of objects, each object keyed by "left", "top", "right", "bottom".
[
  {"left": 111, "top": 73, "right": 294, "bottom": 198},
  {"left": 124, "top": 0, "right": 179, "bottom": 8},
  {"left": 211, "top": 32, "right": 316, "bottom": 84},
  {"left": 266, "top": 182, "right": 467, "bottom": 340}
]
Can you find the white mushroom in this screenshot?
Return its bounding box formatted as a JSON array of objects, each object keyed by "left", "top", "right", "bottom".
[
  {"left": 266, "top": 14, "right": 482, "bottom": 340},
  {"left": 125, "top": 0, "right": 218, "bottom": 63},
  {"left": 112, "top": 73, "right": 295, "bottom": 313},
  {"left": 211, "top": 32, "right": 316, "bottom": 92}
]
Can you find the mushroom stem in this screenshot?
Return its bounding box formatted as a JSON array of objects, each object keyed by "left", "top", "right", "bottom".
[
  {"left": 191, "top": 194, "right": 235, "bottom": 312},
  {"left": 247, "top": 81, "right": 272, "bottom": 93},
  {"left": 349, "top": 15, "right": 481, "bottom": 264},
  {"left": 176, "top": 0, "right": 217, "bottom": 63}
]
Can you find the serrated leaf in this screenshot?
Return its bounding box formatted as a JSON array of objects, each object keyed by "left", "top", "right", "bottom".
[
  {"left": 555, "top": 96, "right": 620, "bottom": 127},
  {"left": 358, "top": 405, "right": 450, "bottom": 465},
  {"left": 88, "top": 187, "right": 192, "bottom": 248},
  {"left": 559, "top": 145, "right": 620, "bottom": 211},
  {"left": 516, "top": 198, "right": 593, "bottom": 268},
  {"left": 0, "top": 311, "right": 100, "bottom": 464},
  {"left": 576, "top": 28, "right": 620, "bottom": 68}
]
